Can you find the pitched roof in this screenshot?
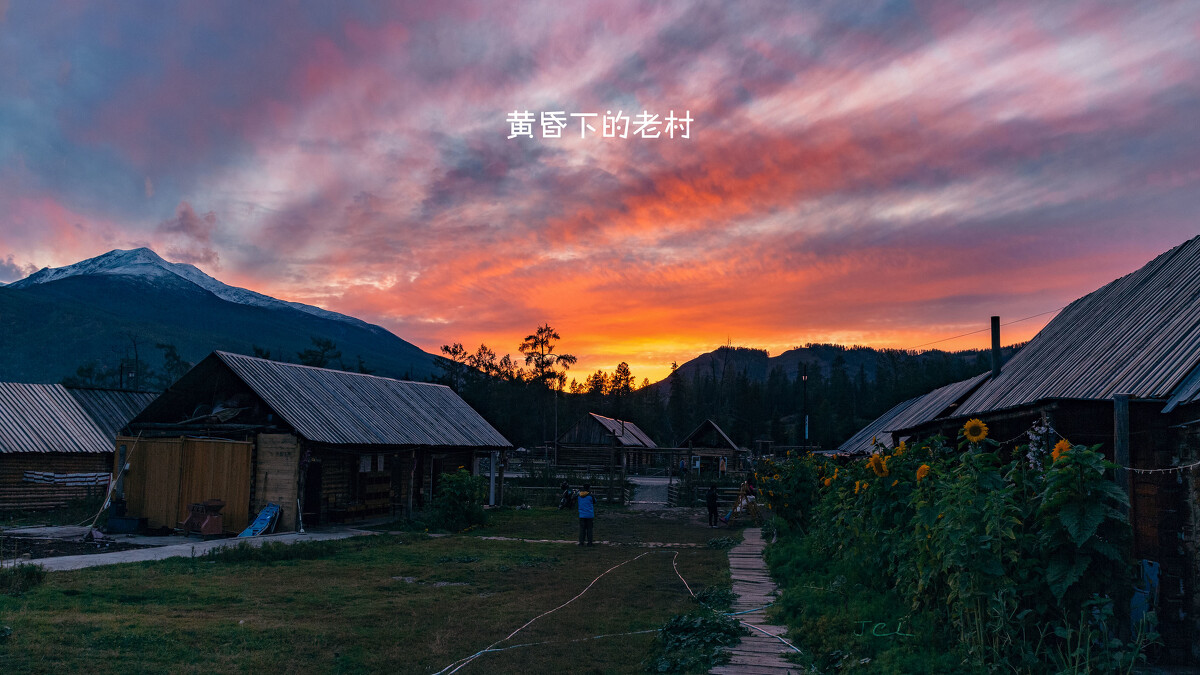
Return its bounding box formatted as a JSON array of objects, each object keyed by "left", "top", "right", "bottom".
[
  {"left": 836, "top": 371, "right": 991, "bottom": 455},
  {"left": 586, "top": 413, "right": 657, "bottom": 448},
  {"left": 883, "top": 372, "right": 991, "bottom": 433},
  {"left": 958, "top": 235, "right": 1200, "bottom": 415},
  {"left": 66, "top": 388, "right": 157, "bottom": 439},
  {"left": 836, "top": 396, "right": 920, "bottom": 456},
  {"left": 0, "top": 383, "right": 113, "bottom": 454},
  {"left": 213, "top": 351, "right": 510, "bottom": 447},
  {"left": 678, "top": 418, "right": 742, "bottom": 451}
]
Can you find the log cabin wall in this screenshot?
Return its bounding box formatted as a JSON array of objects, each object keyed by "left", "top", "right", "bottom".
[
  {"left": 0, "top": 453, "right": 111, "bottom": 511},
  {"left": 1174, "top": 422, "right": 1200, "bottom": 663}
]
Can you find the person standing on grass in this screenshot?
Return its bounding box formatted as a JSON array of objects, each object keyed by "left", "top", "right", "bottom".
[
  {"left": 577, "top": 483, "right": 596, "bottom": 546},
  {"left": 706, "top": 484, "right": 720, "bottom": 528}
]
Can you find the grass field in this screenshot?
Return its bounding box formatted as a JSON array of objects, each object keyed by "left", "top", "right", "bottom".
[
  {"left": 0, "top": 508, "right": 733, "bottom": 674},
  {"left": 463, "top": 506, "right": 744, "bottom": 546}
]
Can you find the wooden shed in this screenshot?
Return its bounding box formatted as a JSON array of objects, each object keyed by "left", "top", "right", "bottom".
[
  {"left": 0, "top": 384, "right": 154, "bottom": 511},
  {"left": 676, "top": 418, "right": 748, "bottom": 474},
  {"left": 843, "top": 234, "right": 1200, "bottom": 663},
  {"left": 556, "top": 412, "right": 657, "bottom": 469},
  {"left": 120, "top": 351, "right": 511, "bottom": 533}
]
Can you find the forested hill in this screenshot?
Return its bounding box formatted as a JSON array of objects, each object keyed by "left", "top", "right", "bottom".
[{"left": 633, "top": 343, "right": 1021, "bottom": 451}]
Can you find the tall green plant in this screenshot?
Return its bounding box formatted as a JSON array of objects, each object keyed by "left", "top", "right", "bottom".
[
  {"left": 1037, "top": 443, "right": 1131, "bottom": 606},
  {"left": 430, "top": 468, "right": 488, "bottom": 531}
]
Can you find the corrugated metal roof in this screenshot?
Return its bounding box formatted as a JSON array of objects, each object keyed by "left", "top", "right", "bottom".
[
  {"left": 958, "top": 235, "right": 1200, "bottom": 415},
  {"left": 588, "top": 413, "right": 657, "bottom": 448},
  {"left": 0, "top": 383, "right": 113, "bottom": 454},
  {"left": 214, "top": 351, "right": 511, "bottom": 448},
  {"left": 66, "top": 388, "right": 156, "bottom": 439},
  {"left": 884, "top": 372, "right": 991, "bottom": 433},
  {"left": 837, "top": 396, "right": 920, "bottom": 455}
]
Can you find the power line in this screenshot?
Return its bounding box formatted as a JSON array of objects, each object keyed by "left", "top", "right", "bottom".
[{"left": 906, "top": 306, "right": 1066, "bottom": 351}]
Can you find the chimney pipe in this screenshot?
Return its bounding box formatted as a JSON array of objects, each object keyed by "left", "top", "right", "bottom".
[{"left": 990, "top": 316, "right": 1001, "bottom": 378}]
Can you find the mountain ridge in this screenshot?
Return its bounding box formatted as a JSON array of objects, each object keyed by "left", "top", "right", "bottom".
[
  {"left": 0, "top": 248, "right": 437, "bottom": 385},
  {"left": 10, "top": 247, "right": 377, "bottom": 330}
]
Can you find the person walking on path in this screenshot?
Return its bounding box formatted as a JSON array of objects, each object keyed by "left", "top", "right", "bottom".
[
  {"left": 706, "top": 484, "right": 720, "bottom": 528},
  {"left": 577, "top": 483, "right": 596, "bottom": 546}
]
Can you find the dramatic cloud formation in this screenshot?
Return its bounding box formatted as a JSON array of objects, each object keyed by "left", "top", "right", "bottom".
[{"left": 1, "top": 1, "right": 1198, "bottom": 381}]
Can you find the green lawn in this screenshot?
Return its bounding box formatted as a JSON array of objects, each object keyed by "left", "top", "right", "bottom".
[
  {"left": 429, "top": 505, "right": 744, "bottom": 547},
  {"left": 0, "top": 510, "right": 732, "bottom": 674}
]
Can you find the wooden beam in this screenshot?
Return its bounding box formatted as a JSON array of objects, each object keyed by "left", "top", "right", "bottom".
[{"left": 1113, "top": 393, "right": 1131, "bottom": 516}]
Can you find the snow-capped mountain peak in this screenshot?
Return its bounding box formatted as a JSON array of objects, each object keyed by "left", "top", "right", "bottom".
[{"left": 8, "top": 247, "right": 366, "bottom": 328}]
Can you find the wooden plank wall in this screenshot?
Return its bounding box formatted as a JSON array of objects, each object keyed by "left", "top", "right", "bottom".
[
  {"left": 117, "top": 436, "right": 183, "bottom": 530},
  {"left": 0, "top": 453, "right": 111, "bottom": 511},
  {"left": 253, "top": 434, "right": 299, "bottom": 531},
  {"left": 179, "top": 440, "right": 252, "bottom": 532},
  {"left": 118, "top": 436, "right": 253, "bottom": 533}
]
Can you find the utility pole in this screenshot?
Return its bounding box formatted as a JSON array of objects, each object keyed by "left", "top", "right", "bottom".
[{"left": 802, "top": 363, "right": 809, "bottom": 446}]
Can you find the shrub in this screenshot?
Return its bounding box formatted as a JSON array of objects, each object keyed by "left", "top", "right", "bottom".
[
  {"left": 430, "top": 468, "right": 488, "bottom": 531},
  {"left": 643, "top": 611, "right": 747, "bottom": 673}
]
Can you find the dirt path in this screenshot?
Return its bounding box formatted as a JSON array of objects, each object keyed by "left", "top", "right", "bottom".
[{"left": 629, "top": 480, "right": 669, "bottom": 509}]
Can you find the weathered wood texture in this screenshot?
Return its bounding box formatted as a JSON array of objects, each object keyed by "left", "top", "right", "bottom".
[
  {"left": 0, "top": 453, "right": 111, "bottom": 510},
  {"left": 252, "top": 434, "right": 299, "bottom": 530},
  {"left": 714, "top": 528, "right": 800, "bottom": 674},
  {"left": 118, "top": 436, "right": 252, "bottom": 532}
]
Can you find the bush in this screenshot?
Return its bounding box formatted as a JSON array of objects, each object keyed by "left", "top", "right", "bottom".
[
  {"left": 430, "top": 468, "right": 488, "bottom": 531},
  {"left": 643, "top": 611, "right": 747, "bottom": 673}
]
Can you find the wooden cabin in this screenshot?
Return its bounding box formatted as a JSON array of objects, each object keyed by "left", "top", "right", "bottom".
[
  {"left": 676, "top": 418, "right": 748, "bottom": 475},
  {"left": 556, "top": 412, "right": 657, "bottom": 470},
  {"left": 842, "top": 234, "right": 1200, "bottom": 663},
  {"left": 120, "top": 351, "right": 511, "bottom": 533},
  {"left": 0, "top": 384, "right": 154, "bottom": 511}
]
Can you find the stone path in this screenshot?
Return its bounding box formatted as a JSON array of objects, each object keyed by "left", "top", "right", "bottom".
[{"left": 711, "top": 528, "right": 802, "bottom": 675}]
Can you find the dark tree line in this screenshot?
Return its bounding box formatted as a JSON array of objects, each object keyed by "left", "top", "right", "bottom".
[
  {"left": 62, "top": 336, "right": 378, "bottom": 391},
  {"left": 435, "top": 332, "right": 1012, "bottom": 452}
]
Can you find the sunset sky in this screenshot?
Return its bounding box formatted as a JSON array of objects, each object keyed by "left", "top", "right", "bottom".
[{"left": 2, "top": 1, "right": 1199, "bottom": 383}]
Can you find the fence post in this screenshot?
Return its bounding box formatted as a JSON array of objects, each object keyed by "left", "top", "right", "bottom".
[{"left": 1114, "top": 393, "right": 1131, "bottom": 516}]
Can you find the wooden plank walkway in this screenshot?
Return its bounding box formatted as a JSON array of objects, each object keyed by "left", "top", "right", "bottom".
[{"left": 711, "top": 528, "right": 800, "bottom": 675}]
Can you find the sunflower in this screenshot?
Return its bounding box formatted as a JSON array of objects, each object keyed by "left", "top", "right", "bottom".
[
  {"left": 854, "top": 480, "right": 862, "bottom": 495},
  {"left": 867, "top": 453, "right": 890, "bottom": 477},
  {"left": 823, "top": 477, "right": 832, "bottom": 487},
  {"left": 895, "top": 440, "right": 907, "bottom": 456},
  {"left": 891, "top": 479, "right": 899, "bottom": 487},
  {"left": 1051, "top": 439, "right": 1072, "bottom": 463},
  {"left": 916, "top": 464, "right": 931, "bottom": 483},
  {"left": 963, "top": 418, "right": 989, "bottom": 443}
]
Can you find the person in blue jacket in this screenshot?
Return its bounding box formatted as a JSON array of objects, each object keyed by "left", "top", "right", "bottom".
[{"left": 577, "top": 483, "right": 596, "bottom": 546}]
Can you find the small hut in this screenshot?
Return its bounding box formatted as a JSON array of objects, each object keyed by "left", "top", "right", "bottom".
[
  {"left": 677, "top": 419, "right": 747, "bottom": 475},
  {"left": 556, "top": 412, "right": 657, "bottom": 471},
  {"left": 120, "top": 351, "right": 510, "bottom": 533}
]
